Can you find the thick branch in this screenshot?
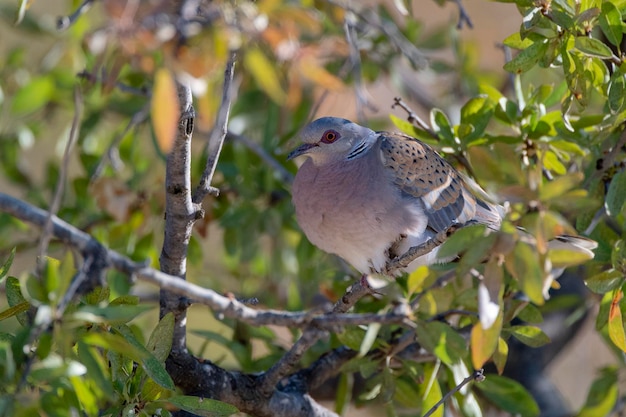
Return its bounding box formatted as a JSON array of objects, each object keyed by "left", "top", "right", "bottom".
[
  {"left": 0, "top": 192, "right": 410, "bottom": 330},
  {"left": 159, "top": 82, "right": 197, "bottom": 354}
]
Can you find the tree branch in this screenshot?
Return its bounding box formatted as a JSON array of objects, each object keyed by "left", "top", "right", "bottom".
[
  {"left": 194, "top": 50, "right": 237, "bottom": 202},
  {"left": 159, "top": 81, "right": 197, "bottom": 355}
]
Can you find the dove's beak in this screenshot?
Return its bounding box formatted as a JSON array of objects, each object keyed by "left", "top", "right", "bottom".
[{"left": 287, "top": 143, "right": 318, "bottom": 160}]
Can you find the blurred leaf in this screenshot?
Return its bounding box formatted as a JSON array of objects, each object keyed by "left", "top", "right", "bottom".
[
  {"left": 608, "top": 288, "right": 626, "bottom": 352},
  {"left": 166, "top": 395, "right": 238, "bottom": 417},
  {"left": 608, "top": 72, "right": 626, "bottom": 114},
  {"left": 11, "top": 76, "right": 55, "bottom": 115},
  {"left": 507, "top": 325, "right": 550, "bottom": 347},
  {"left": 71, "top": 304, "right": 152, "bottom": 324},
  {"left": 151, "top": 68, "right": 180, "bottom": 154},
  {"left": 417, "top": 363, "right": 443, "bottom": 417},
  {"left": 244, "top": 47, "right": 286, "bottom": 104},
  {"left": 438, "top": 224, "right": 488, "bottom": 260},
  {"left": 416, "top": 321, "right": 467, "bottom": 366},
  {"left": 459, "top": 96, "right": 494, "bottom": 144},
  {"left": 574, "top": 37, "right": 614, "bottom": 59},
  {"left": 477, "top": 375, "right": 539, "bottom": 417},
  {"left": 493, "top": 337, "right": 508, "bottom": 375},
  {"left": 359, "top": 323, "right": 381, "bottom": 357},
  {"left": 605, "top": 170, "right": 626, "bottom": 217},
  {"left": 576, "top": 367, "right": 618, "bottom": 417},
  {"left": 470, "top": 312, "right": 502, "bottom": 369},
  {"left": 539, "top": 172, "right": 582, "bottom": 201},
  {"left": 505, "top": 242, "right": 544, "bottom": 305},
  {"left": 585, "top": 268, "right": 623, "bottom": 295},
  {"left": 76, "top": 341, "right": 115, "bottom": 399}
]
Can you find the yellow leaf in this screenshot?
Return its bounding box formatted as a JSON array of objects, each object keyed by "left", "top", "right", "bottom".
[
  {"left": 151, "top": 69, "right": 180, "bottom": 154},
  {"left": 244, "top": 47, "right": 286, "bottom": 104},
  {"left": 470, "top": 312, "right": 502, "bottom": 369},
  {"left": 298, "top": 57, "right": 345, "bottom": 90},
  {"left": 608, "top": 289, "right": 626, "bottom": 352},
  {"left": 493, "top": 337, "right": 509, "bottom": 374}
]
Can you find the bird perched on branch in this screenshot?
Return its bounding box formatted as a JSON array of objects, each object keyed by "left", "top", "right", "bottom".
[{"left": 288, "top": 117, "right": 596, "bottom": 277}]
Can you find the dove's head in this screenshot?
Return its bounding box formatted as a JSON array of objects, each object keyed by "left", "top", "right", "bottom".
[{"left": 288, "top": 117, "right": 377, "bottom": 165}]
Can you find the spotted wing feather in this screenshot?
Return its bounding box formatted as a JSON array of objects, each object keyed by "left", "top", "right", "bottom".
[{"left": 379, "top": 132, "right": 476, "bottom": 232}]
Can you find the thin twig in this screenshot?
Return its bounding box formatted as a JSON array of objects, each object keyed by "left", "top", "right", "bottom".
[
  {"left": 193, "top": 50, "right": 237, "bottom": 203},
  {"left": 57, "top": 0, "right": 95, "bottom": 31},
  {"left": 343, "top": 11, "right": 378, "bottom": 122},
  {"left": 422, "top": 369, "right": 484, "bottom": 417},
  {"left": 392, "top": 97, "right": 437, "bottom": 139},
  {"left": 37, "top": 86, "right": 82, "bottom": 274},
  {"left": 453, "top": 0, "right": 473, "bottom": 29},
  {"left": 384, "top": 225, "right": 458, "bottom": 275},
  {"left": 326, "top": 0, "right": 428, "bottom": 70}
]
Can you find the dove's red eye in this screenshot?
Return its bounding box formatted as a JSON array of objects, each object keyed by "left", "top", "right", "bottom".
[{"left": 321, "top": 129, "right": 340, "bottom": 144}]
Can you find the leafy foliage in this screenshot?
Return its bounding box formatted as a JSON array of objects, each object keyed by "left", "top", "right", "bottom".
[{"left": 0, "top": 0, "right": 625, "bottom": 416}]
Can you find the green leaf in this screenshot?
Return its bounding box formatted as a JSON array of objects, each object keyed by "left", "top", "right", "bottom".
[
  {"left": 76, "top": 341, "right": 115, "bottom": 398},
  {"left": 415, "top": 321, "right": 467, "bottom": 366},
  {"left": 418, "top": 363, "right": 443, "bottom": 417},
  {"left": 505, "top": 242, "right": 544, "bottom": 305},
  {"left": 605, "top": 170, "right": 626, "bottom": 217},
  {"left": 459, "top": 96, "right": 494, "bottom": 144},
  {"left": 166, "top": 395, "right": 238, "bottom": 417},
  {"left": 493, "top": 338, "right": 509, "bottom": 375},
  {"left": 115, "top": 325, "right": 175, "bottom": 390},
  {"left": 71, "top": 304, "right": 153, "bottom": 324},
  {"left": 438, "top": 224, "right": 488, "bottom": 260},
  {"left": 5, "top": 277, "right": 29, "bottom": 327},
  {"left": 430, "top": 108, "right": 455, "bottom": 144},
  {"left": 574, "top": 37, "right": 614, "bottom": 59},
  {"left": 576, "top": 367, "right": 618, "bottom": 417},
  {"left": 507, "top": 325, "right": 551, "bottom": 347},
  {"left": 0, "top": 248, "right": 15, "bottom": 283},
  {"left": 476, "top": 375, "right": 539, "bottom": 417},
  {"left": 539, "top": 172, "right": 583, "bottom": 201},
  {"left": 147, "top": 313, "right": 174, "bottom": 363},
  {"left": 0, "top": 302, "right": 30, "bottom": 322},
  {"left": 585, "top": 270, "right": 624, "bottom": 294},
  {"left": 11, "top": 76, "right": 55, "bottom": 115},
  {"left": 504, "top": 41, "right": 549, "bottom": 74},
  {"left": 608, "top": 72, "right": 626, "bottom": 114},
  {"left": 599, "top": 2, "right": 623, "bottom": 47}
]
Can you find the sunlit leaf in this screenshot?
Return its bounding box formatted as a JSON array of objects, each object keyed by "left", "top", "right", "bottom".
[
  {"left": 507, "top": 325, "right": 550, "bottom": 347},
  {"left": 470, "top": 312, "right": 502, "bottom": 369},
  {"left": 576, "top": 367, "right": 618, "bottom": 417},
  {"left": 11, "top": 76, "right": 54, "bottom": 115},
  {"left": 416, "top": 321, "right": 467, "bottom": 366},
  {"left": 244, "top": 47, "right": 286, "bottom": 104},
  {"left": 430, "top": 108, "right": 455, "bottom": 143},
  {"left": 418, "top": 363, "right": 443, "bottom": 417},
  {"left": 505, "top": 242, "right": 544, "bottom": 305},
  {"left": 493, "top": 337, "right": 508, "bottom": 375},
  {"left": 608, "top": 288, "right": 626, "bottom": 352},
  {"left": 151, "top": 68, "right": 180, "bottom": 154}
]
